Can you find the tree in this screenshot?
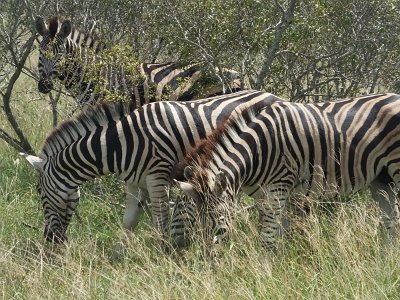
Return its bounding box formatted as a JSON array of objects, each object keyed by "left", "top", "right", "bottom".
[
  {"left": 0, "top": 0, "right": 47, "bottom": 154},
  {"left": 266, "top": 0, "right": 400, "bottom": 101}
]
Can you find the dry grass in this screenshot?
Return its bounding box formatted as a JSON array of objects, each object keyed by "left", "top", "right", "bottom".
[{"left": 2, "top": 151, "right": 400, "bottom": 299}]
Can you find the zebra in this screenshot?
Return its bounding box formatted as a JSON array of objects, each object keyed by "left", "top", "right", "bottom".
[
  {"left": 172, "top": 93, "right": 400, "bottom": 251},
  {"left": 35, "top": 16, "right": 244, "bottom": 109},
  {"left": 21, "top": 90, "right": 283, "bottom": 243}
]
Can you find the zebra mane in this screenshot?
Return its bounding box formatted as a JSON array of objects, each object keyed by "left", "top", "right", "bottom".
[
  {"left": 45, "top": 16, "right": 104, "bottom": 50},
  {"left": 171, "top": 117, "right": 230, "bottom": 182},
  {"left": 39, "top": 102, "right": 131, "bottom": 159},
  {"left": 48, "top": 16, "right": 59, "bottom": 37},
  {"left": 171, "top": 101, "right": 266, "bottom": 183}
]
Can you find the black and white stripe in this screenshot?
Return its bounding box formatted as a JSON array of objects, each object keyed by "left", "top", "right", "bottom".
[
  {"left": 172, "top": 93, "right": 400, "bottom": 250},
  {"left": 22, "top": 90, "right": 283, "bottom": 243},
  {"left": 35, "top": 16, "right": 244, "bottom": 109}
]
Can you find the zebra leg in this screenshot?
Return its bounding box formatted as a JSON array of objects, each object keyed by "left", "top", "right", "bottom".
[
  {"left": 113, "top": 185, "right": 148, "bottom": 259},
  {"left": 123, "top": 184, "right": 148, "bottom": 232},
  {"left": 146, "top": 175, "right": 170, "bottom": 237},
  {"left": 256, "top": 193, "right": 288, "bottom": 252},
  {"left": 370, "top": 178, "right": 400, "bottom": 239}
]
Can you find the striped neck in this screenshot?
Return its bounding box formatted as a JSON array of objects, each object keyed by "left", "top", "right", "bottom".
[
  {"left": 48, "top": 130, "right": 122, "bottom": 185},
  {"left": 59, "top": 32, "right": 104, "bottom": 103},
  {"left": 183, "top": 105, "right": 283, "bottom": 197},
  {"left": 202, "top": 138, "right": 253, "bottom": 196},
  {"left": 39, "top": 103, "right": 131, "bottom": 183}
]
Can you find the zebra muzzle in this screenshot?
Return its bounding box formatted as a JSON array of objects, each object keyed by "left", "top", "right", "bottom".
[
  {"left": 171, "top": 234, "right": 191, "bottom": 249},
  {"left": 38, "top": 79, "right": 53, "bottom": 94}
]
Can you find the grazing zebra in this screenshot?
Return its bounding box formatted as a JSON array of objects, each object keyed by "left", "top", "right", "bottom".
[
  {"left": 35, "top": 16, "right": 244, "bottom": 108},
  {"left": 172, "top": 93, "right": 400, "bottom": 251},
  {"left": 21, "top": 90, "right": 283, "bottom": 243}
]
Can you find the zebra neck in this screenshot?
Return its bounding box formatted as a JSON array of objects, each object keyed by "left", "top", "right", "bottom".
[
  {"left": 61, "top": 38, "right": 145, "bottom": 107},
  {"left": 59, "top": 38, "right": 101, "bottom": 104},
  {"left": 210, "top": 126, "right": 276, "bottom": 193},
  {"left": 50, "top": 127, "right": 128, "bottom": 185},
  {"left": 206, "top": 154, "right": 244, "bottom": 196},
  {"left": 62, "top": 40, "right": 89, "bottom": 76},
  {"left": 50, "top": 150, "right": 100, "bottom": 186}
]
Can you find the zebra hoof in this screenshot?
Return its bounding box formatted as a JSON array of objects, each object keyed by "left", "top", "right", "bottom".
[{"left": 44, "top": 227, "right": 66, "bottom": 244}]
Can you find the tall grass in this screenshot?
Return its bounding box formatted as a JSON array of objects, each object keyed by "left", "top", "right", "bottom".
[{"left": 1, "top": 76, "right": 400, "bottom": 299}]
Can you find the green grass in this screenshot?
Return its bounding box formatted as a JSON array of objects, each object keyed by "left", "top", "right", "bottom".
[{"left": 1, "top": 75, "right": 400, "bottom": 299}]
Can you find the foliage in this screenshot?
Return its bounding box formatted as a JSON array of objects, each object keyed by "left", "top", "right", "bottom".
[
  {"left": 268, "top": 0, "right": 400, "bottom": 101},
  {"left": 81, "top": 45, "right": 144, "bottom": 103}
]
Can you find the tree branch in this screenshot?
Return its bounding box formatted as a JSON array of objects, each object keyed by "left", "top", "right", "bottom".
[
  {"left": 0, "top": 128, "right": 26, "bottom": 152},
  {"left": 48, "top": 91, "right": 61, "bottom": 127},
  {"left": 254, "top": 0, "right": 297, "bottom": 89},
  {"left": 1, "top": 32, "right": 36, "bottom": 155}
]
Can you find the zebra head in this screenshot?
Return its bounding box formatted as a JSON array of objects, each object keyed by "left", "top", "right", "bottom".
[
  {"left": 172, "top": 166, "right": 234, "bottom": 248},
  {"left": 170, "top": 192, "right": 199, "bottom": 248},
  {"left": 22, "top": 153, "right": 80, "bottom": 243},
  {"left": 35, "top": 16, "right": 72, "bottom": 93}
]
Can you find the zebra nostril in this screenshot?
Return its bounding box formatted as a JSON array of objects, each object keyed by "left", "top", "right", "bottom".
[{"left": 38, "top": 79, "right": 53, "bottom": 94}]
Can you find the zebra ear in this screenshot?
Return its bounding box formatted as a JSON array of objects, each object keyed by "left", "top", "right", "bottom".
[
  {"left": 58, "top": 20, "right": 72, "bottom": 39},
  {"left": 174, "top": 179, "right": 201, "bottom": 202},
  {"left": 213, "top": 171, "right": 228, "bottom": 196},
  {"left": 20, "top": 153, "right": 45, "bottom": 173},
  {"left": 35, "top": 16, "right": 48, "bottom": 36}
]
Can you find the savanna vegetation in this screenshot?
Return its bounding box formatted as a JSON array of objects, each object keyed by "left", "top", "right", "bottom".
[{"left": 1, "top": 0, "right": 400, "bottom": 298}]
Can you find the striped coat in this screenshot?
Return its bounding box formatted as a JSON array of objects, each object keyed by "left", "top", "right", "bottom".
[{"left": 173, "top": 93, "right": 400, "bottom": 250}]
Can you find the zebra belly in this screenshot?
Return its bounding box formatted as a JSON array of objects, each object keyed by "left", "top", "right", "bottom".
[
  {"left": 123, "top": 177, "right": 148, "bottom": 190},
  {"left": 297, "top": 163, "right": 382, "bottom": 200}
]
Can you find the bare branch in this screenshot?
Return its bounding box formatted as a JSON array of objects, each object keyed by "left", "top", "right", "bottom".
[
  {"left": 0, "top": 128, "right": 26, "bottom": 152},
  {"left": 273, "top": 0, "right": 286, "bottom": 15},
  {"left": 254, "top": 0, "right": 297, "bottom": 89},
  {"left": 1, "top": 32, "right": 36, "bottom": 154}
]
